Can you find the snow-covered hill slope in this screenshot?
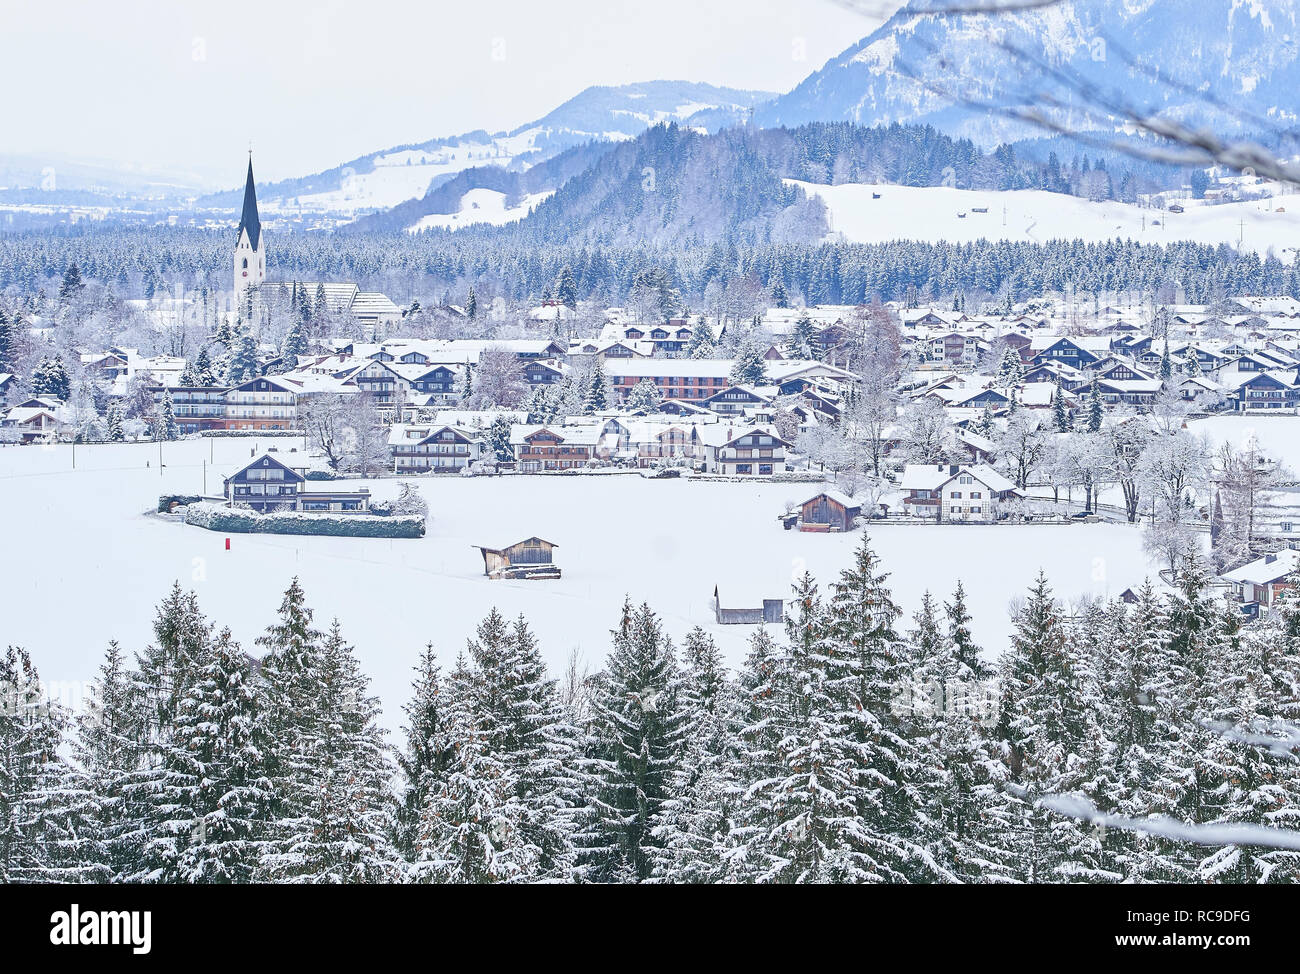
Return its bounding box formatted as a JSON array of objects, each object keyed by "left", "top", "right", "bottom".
[
  {"left": 790, "top": 180, "right": 1300, "bottom": 260},
  {"left": 406, "top": 187, "right": 554, "bottom": 233},
  {"left": 759, "top": 0, "right": 1300, "bottom": 147},
  {"left": 201, "top": 81, "right": 772, "bottom": 222}
]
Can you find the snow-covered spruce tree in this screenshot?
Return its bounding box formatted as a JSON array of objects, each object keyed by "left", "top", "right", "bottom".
[
  {"left": 576, "top": 599, "right": 685, "bottom": 883},
  {"left": 135, "top": 581, "right": 211, "bottom": 743},
  {"left": 740, "top": 573, "right": 890, "bottom": 882},
  {"left": 393, "top": 643, "right": 457, "bottom": 868},
  {"left": 822, "top": 534, "right": 941, "bottom": 882},
  {"left": 585, "top": 361, "right": 609, "bottom": 413},
  {"left": 994, "top": 346, "right": 1023, "bottom": 389},
  {"left": 172, "top": 627, "right": 275, "bottom": 883},
  {"left": 1190, "top": 593, "right": 1300, "bottom": 883},
  {"left": 460, "top": 610, "right": 576, "bottom": 879},
  {"left": 1094, "top": 584, "right": 1186, "bottom": 882},
  {"left": 154, "top": 388, "right": 179, "bottom": 441},
  {"left": 106, "top": 402, "right": 125, "bottom": 442},
  {"left": 992, "top": 572, "right": 1117, "bottom": 883},
  {"left": 725, "top": 625, "right": 783, "bottom": 881},
  {"left": 0, "top": 646, "right": 99, "bottom": 882},
  {"left": 74, "top": 640, "right": 139, "bottom": 881},
  {"left": 417, "top": 652, "right": 536, "bottom": 883},
  {"left": 116, "top": 584, "right": 215, "bottom": 882},
  {"left": 944, "top": 580, "right": 992, "bottom": 682},
  {"left": 654, "top": 626, "right": 743, "bottom": 883},
  {"left": 624, "top": 378, "right": 662, "bottom": 413},
  {"left": 259, "top": 613, "right": 399, "bottom": 883},
  {"left": 901, "top": 589, "right": 1004, "bottom": 881},
  {"left": 486, "top": 414, "right": 514, "bottom": 463}
]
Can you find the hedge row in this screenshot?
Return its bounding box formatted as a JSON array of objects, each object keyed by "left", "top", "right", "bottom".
[
  {"left": 183, "top": 501, "right": 424, "bottom": 538},
  {"left": 158, "top": 494, "right": 204, "bottom": 513}
]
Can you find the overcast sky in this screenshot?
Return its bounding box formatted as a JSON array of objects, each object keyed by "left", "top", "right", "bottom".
[{"left": 0, "top": 0, "right": 894, "bottom": 187}]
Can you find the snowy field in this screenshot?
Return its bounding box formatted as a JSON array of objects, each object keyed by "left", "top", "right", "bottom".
[
  {"left": 1189, "top": 414, "right": 1300, "bottom": 465},
  {"left": 790, "top": 180, "right": 1300, "bottom": 260},
  {"left": 407, "top": 188, "right": 555, "bottom": 233},
  {"left": 0, "top": 437, "right": 1154, "bottom": 727}
]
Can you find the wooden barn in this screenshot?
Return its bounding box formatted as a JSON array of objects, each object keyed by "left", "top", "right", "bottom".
[
  {"left": 797, "top": 490, "right": 862, "bottom": 532},
  {"left": 712, "top": 586, "right": 784, "bottom": 625},
  {"left": 475, "top": 537, "right": 561, "bottom": 580}
]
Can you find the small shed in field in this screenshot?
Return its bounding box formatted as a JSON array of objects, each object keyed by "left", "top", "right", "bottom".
[
  {"left": 712, "top": 585, "right": 783, "bottom": 625},
  {"left": 475, "top": 537, "right": 560, "bottom": 579},
  {"left": 797, "top": 490, "right": 862, "bottom": 532}
]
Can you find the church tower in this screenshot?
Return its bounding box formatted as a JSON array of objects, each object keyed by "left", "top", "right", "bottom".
[{"left": 233, "top": 155, "right": 265, "bottom": 309}]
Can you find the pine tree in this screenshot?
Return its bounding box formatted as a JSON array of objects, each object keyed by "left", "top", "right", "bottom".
[
  {"left": 106, "top": 402, "right": 125, "bottom": 442},
  {"left": 419, "top": 650, "right": 535, "bottom": 883},
  {"left": 0, "top": 646, "right": 94, "bottom": 882},
  {"left": 172, "top": 627, "right": 275, "bottom": 883},
  {"left": 784, "top": 314, "right": 819, "bottom": 360},
  {"left": 822, "top": 535, "right": 939, "bottom": 881},
  {"left": 393, "top": 643, "right": 457, "bottom": 868},
  {"left": 461, "top": 610, "right": 576, "bottom": 879},
  {"left": 58, "top": 262, "right": 85, "bottom": 301},
  {"left": 655, "top": 627, "right": 742, "bottom": 882},
  {"left": 994, "top": 572, "right": 1115, "bottom": 882},
  {"left": 281, "top": 316, "right": 308, "bottom": 367},
  {"left": 1053, "top": 381, "right": 1071, "bottom": 432},
  {"left": 741, "top": 573, "right": 890, "bottom": 882},
  {"left": 259, "top": 609, "right": 399, "bottom": 883},
  {"left": 577, "top": 600, "right": 685, "bottom": 882},
  {"left": 585, "top": 361, "right": 609, "bottom": 413},
  {"left": 685, "top": 319, "right": 716, "bottom": 359},
  {"left": 555, "top": 266, "right": 578, "bottom": 309},
  {"left": 155, "top": 388, "right": 179, "bottom": 441},
  {"left": 31, "top": 356, "right": 71, "bottom": 400},
  {"left": 74, "top": 640, "right": 141, "bottom": 882},
  {"left": 624, "top": 378, "right": 662, "bottom": 413},
  {"left": 1087, "top": 378, "right": 1103, "bottom": 433},
  {"left": 729, "top": 335, "right": 769, "bottom": 386}
]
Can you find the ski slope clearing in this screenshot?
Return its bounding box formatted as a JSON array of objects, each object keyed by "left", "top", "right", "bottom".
[
  {"left": 407, "top": 188, "right": 554, "bottom": 232},
  {"left": 789, "top": 180, "right": 1300, "bottom": 259},
  {"left": 262, "top": 138, "right": 530, "bottom": 218},
  {"left": 0, "top": 438, "right": 1153, "bottom": 728}
]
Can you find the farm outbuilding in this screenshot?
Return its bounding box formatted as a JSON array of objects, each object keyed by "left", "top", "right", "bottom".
[
  {"left": 797, "top": 490, "right": 862, "bottom": 532},
  {"left": 475, "top": 537, "right": 561, "bottom": 580}
]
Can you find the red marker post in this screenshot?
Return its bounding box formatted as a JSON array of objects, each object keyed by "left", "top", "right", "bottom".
[{"left": 225, "top": 538, "right": 231, "bottom": 551}]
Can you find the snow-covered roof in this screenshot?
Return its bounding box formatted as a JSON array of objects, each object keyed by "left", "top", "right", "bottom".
[
  {"left": 899, "top": 463, "right": 1018, "bottom": 495},
  {"left": 1222, "top": 549, "right": 1300, "bottom": 586}
]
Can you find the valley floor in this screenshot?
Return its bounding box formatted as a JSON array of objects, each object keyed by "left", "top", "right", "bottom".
[{"left": 0, "top": 434, "right": 1172, "bottom": 729}]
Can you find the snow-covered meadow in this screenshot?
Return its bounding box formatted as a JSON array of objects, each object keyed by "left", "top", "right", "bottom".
[
  {"left": 790, "top": 180, "right": 1300, "bottom": 260},
  {"left": 1, "top": 437, "right": 1155, "bottom": 727}
]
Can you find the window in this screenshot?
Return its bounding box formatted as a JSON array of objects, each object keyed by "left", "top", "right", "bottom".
[
  {"left": 759, "top": 464, "right": 773, "bottom": 475},
  {"left": 959, "top": 475, "right": 973, "bottom": 484},
  {"left": 971, "top": 491, "right": 983, "bottom": 499},
  {"left": 951, "top": 492, "right": 962, "bottom": 499},
  {"left": 736, "top": 464, "right": 752, "bottom": 474}
]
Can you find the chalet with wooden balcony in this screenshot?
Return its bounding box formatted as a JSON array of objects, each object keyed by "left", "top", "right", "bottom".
[
  {"left": 699, "top": 425, "right": 790, "bottom": 476},
  {"left": 148, "top": 385, "right": 229, "bottom": 433},
  {"left": 223, "top": 452, "right": 370, "bottom": 513},
  {"left": 223, "top": 376, "right": 298, "bottom": 430},
  {"left": 900, "top": 463, "right": 1022, "bottom": 522},
  {"left": 389, "top": 424, "right": 485, "bottom": 473},
  {"left": 510, "top": 425, "right": 602, "bottom": 471}
]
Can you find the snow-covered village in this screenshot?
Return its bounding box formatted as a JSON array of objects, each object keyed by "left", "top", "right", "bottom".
[{"left": 3, "top": 2, "right": 1300, "bottom": 927}]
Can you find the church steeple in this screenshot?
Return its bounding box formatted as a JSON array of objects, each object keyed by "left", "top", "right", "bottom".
[
  {"left": 237, "top": 156, "right": 262, "bottom": 251},
  {"left": 233, "top": 153, "right": 266, "bottom": 305}
]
